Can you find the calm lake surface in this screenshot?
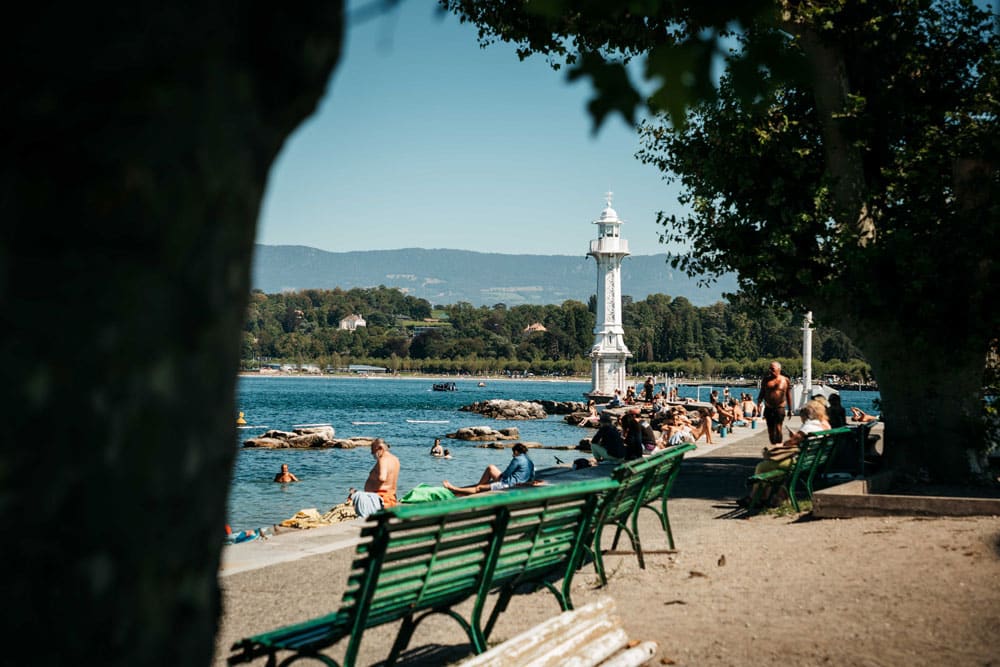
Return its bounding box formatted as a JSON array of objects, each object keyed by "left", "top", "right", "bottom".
[{"left": 228, "top": 376, "right": 881, "bottom": 530}]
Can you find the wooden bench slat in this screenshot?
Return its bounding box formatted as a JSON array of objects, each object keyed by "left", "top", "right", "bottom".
[{"left": 457, "top": 596, "right": 657, "bottom": 667}]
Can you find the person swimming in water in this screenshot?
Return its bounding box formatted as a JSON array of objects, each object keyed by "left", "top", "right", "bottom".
[{"left": 273, "top": 464, "right": 299, "bottom": 483}]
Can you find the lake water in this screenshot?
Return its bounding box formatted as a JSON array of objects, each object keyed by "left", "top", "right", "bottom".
[{"left": 227, "top": 376, "right": 881, "bottom": 530}]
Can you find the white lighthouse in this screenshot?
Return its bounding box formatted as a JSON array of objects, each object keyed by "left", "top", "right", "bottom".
[{"left": 586, "top": 193, "right": 632, "bottom": 399}]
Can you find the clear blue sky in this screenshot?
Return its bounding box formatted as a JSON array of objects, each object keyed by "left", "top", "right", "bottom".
[{"left": 255, "top": 0, "right": 684, "bottom": 257}]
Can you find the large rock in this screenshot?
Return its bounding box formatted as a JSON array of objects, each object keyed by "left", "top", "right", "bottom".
[
  {"left": 243, "top": 427, "right": 374, "bottom": 450},
  {"left": 532, "top": 400, "right": 588, "bottom": 415},
  {"left": 447, "top": 426, "right": 521, "bottom": 442},
  {"left": 460, "top": 399, "right": 547, "bottom": 420},
  {"left": 294, "top": 425, "right": 335, "bottom": 440},
  {"left": 460, "top": 399, "right": 589, "bottom": 418}
]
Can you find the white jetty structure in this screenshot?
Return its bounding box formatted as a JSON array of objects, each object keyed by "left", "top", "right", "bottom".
[
  {"left": 792, "top": 310, "right": 837, "bottom": 408},
  {"left": 586, "top": 193, "right": 632, "bottom": 401}
]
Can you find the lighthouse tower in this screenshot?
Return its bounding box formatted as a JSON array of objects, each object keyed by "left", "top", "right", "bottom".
[{"left": 587, "top": 193, "right": 632, "bottom": 399}]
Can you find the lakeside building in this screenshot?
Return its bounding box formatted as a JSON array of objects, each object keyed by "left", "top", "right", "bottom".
[{"left": 338, "top": 314, "right": 366, "bottom": 331}]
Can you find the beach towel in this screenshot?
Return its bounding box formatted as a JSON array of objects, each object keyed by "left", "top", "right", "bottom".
[{"left": 400, "top": 483, "right": 456, "bottom": 503}]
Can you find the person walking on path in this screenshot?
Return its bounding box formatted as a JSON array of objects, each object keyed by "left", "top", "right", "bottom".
[
  {"left": 757, "top": 361, "right": 793, "bottom": 444},
  {"left": 350, "top": 439, "right": 400, "bottom": 518},
  {"left": 442, "top": 443, "right": 535, "bottom": 495}
]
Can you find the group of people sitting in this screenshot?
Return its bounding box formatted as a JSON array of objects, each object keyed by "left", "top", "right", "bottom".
[
  {"left": 710, "top": 389, "right": 759, "bottom": 431},
  {"left": 274, "top": 393, "right": 882, "bottom": 522},
  {"left": 736, "top": 395, "right": 881, "bottom": 507},
  {"left": 588, "top": 405, "right": 715, "bottom": 462},
  {"left": 603, "top": 377, "right": 675, "bottom": 410}
]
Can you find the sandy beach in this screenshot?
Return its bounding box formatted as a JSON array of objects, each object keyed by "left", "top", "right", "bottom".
[{"left": 214, "top": 425, "right": 1000, "bottom": 666}]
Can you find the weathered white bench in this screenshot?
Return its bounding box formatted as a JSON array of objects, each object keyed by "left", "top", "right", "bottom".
[{"left": 458, "top": 596, "right": 657, "bottom": 667}]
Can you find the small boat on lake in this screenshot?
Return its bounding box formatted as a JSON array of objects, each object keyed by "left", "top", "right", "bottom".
[{"left": 432, "top": 382, "right": 457, "bottom": 392}]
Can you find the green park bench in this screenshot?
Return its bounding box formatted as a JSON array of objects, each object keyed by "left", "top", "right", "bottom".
[
  {"left": 746, "top": 427, "right": 851, "bottom": 512},
  {"left": 228, "top": 477, "right": 616, "bottom": 667},
  {"left": 591, "top": 443, "right": 696, "bottom": 586}
]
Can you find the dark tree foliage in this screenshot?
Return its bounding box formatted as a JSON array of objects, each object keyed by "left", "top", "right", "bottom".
[
  {"left": 639, "top": 1, "right": 999, "bottom": 480},
  {"left": 445, "top": 0, "right": 1000, "bottom": 482}
]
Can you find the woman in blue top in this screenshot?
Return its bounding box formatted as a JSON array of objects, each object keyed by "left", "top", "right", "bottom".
[{"left": 442, "top": 443, "right": 535, "bottom": 495}]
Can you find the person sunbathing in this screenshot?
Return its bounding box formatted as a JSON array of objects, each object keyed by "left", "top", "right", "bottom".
[
  {"left": 577, "top": 400, "right": 600, "bottom": 426},
  {"left": 851, "top": 406, "right": 878, "bottom": 423},
  {"left": 443, "top": 443, "right": 535, "bottom": 495},
  {"left": 670, "top": 407, "right": 713, "bottom": 445},
  {"left": 659, "top": 413, "right": 695, "bottom": 447}
]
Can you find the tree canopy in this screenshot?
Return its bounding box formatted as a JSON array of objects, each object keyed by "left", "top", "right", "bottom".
[{"left": 444, "top": 0, "right": 1000, "bottom": 481}]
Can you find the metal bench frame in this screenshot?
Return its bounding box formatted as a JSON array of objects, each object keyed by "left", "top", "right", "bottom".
[
  {"left": 228, "top": 478, "right": 616, "bottom": 667},
  {"left": 747, "top": 427, "right": 851, "bottom": 512},
  {"left": 591, "top": 444, "right": 696, "bottom": 586}
]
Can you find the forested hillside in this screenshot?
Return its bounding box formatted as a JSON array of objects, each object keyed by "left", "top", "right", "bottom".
[
  {"left": 242, "top": 286, "right": 871, "bottom": 379},
  {"left": 251, "top": 245, "right": 739, "bottom": 307}
]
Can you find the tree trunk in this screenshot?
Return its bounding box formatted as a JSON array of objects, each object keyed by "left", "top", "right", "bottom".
[
  {"left": 861, "top": 329, "right": 987, "bottom": 483},
  {"left": 1, "top": 5, "right": 343, "bottom": 665}
]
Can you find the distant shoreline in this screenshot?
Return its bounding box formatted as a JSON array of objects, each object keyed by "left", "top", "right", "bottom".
[{"left": 237, "top": 372, "right": 591, "bottom": 384}]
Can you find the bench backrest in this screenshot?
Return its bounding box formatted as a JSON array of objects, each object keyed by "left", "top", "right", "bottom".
[
  {"left": 803, "top": 427, "right": 851, "bottom": 464},
  {"left": 343, "top": 478, "right": 617, "bottom": 635},
  {"left": 792, "top": 427, "right": 852, "bottom": 486},
  {"left": 636, "top": 444, "right": 697, "bottom": 509},
  {"left": 601, "top": 444, "right": 695, "bottom": 525}
]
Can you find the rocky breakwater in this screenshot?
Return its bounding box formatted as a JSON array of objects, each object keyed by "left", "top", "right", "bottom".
[
  {"left": 459, "top": 399, "right": 587, "bottom": 420},
  {"left": 531, "top": 400, "right": 587, "bottom": 415},
  {"left": 243, "top": 425, "right": 375, "bottom": 449},
  {"left": 460, "top": 399, "right": 546, "bottom": 420},
  {"left": 446, "top": 425, "right": 521, "bottom": 442}
]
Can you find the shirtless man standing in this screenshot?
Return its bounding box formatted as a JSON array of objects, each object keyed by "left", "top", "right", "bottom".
[
  {"left": 757, "top": 361, "right": 793, "bottom": 444},
  {"left": 351, "top": 439, "right": 400, "bottom": 519}
]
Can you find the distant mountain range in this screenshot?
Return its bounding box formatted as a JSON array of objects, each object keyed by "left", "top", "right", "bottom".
[{"left": 251, "top": 245, "right": 737, "bottom": 307}]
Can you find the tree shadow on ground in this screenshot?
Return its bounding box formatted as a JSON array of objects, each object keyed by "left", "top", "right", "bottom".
[
  {"left": 378, "top": 643, "right": 474, "bottom": 666},
  {"left": 674, "top": 455, "right": 756, "bottom": 499}
]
